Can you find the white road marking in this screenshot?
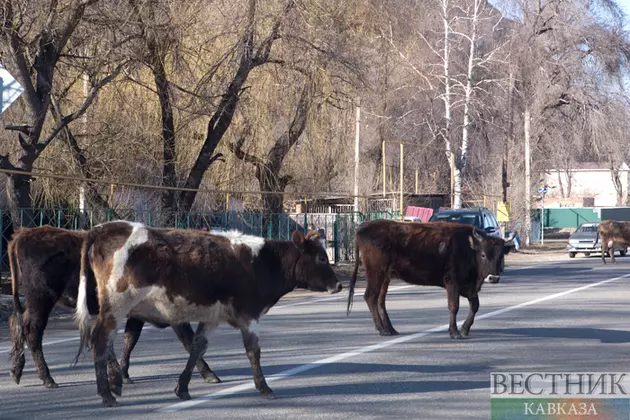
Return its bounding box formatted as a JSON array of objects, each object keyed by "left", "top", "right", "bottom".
[{"left": 155, "top": 272, "right": 630, "bottom": 413}]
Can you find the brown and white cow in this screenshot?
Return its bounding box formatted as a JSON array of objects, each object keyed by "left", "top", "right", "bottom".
[
  {"left": 73, "top": 221, "right": 342, "bottom": 407},
  {"left": 346, "top": 219, "right": 509, "bottom": 337},
  {"left": 8, "top": 226, "right": 218, "bottom": 389},
  {"left": 598, "top": 219, "right": 630, "bottom": 264}
]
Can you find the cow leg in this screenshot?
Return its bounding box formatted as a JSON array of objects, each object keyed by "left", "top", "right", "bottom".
[
  {"left": 460, "top": 295, "right": 480, "bottom": 337},
  {"left": 240, "top": 321, "right": 274, "bottom": 399},
  {"left": 106, "top": 334, "right": 123, "bottom": 397},
  {"left": 446, "top": 282, "right": 463, "bottom": 339},
  {"left": 91, "top": 314, "right": 119, "bottom": 407},
  {"left": 609, "top": 241, "right": 618, "bottom": 264},
  {"left": 376, "top": 275, "right": 398, "bottom": 336},
  {"left": 23, "top": 303, "right": 58, "bottom": 388},
  {"left": 174, "top": 327, "right": 210, "bottom": 400},
  {"left": 172, "top": 322, "right": 221, "bottom": 384},
  {"left": 363, "top": 264, "right": 389, "bottom": 335},
  {"left": 119, "top": 317, "right": 145, "bottom": 384}
]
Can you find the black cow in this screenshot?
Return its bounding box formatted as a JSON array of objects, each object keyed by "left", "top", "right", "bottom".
[
  {"left": 346, "top": 219, "right": 509, "bottom": 337},
  {"left": 8, "top": 226, "right": 219, "bottom": 389}
]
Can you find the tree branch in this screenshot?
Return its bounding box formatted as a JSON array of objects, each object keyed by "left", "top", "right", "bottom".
[
  {"left": 267, "top": 84, "right": 310, "bottom": 170},
  {"left": 4, "top": 124, "right": 32, "bottom": 135},
  {"left": 37, "top": 61, "right": 126, "bottom": 150},
  {"left": 228, "top": 137, "right": 264, "bottom": 166},
  {"left": 0, "top": 154, "right": 16, "bottom": 171}
]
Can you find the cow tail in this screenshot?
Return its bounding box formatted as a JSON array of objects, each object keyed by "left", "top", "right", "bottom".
[
  {"left": 346, "top": 239, "right": 361, "bottom": 316},
  {"left": 8, "top": 236, "right": 25, "bottom": 384},
  {"left": 72, "top": 230, "right": 95, "bottom": 366}
]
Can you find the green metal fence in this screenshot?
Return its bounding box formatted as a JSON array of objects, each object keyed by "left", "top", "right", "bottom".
[
  {"left": 0, "top": 208, "right": 400, "bottom": 278},
  {"left": 540, "top": 208, "right": 601, "bottom": 229}
]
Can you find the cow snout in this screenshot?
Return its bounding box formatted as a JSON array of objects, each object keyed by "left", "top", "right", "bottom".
[
  {"left": 328, "top": 282, "right": 343, "bottom": 294},
  {"left": 484, "top": 275, "right": 500, "bottom": 284}
]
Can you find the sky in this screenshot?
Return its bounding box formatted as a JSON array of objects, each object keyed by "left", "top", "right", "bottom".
[{"left": 618, "top": 0, "right": 630, "bottom": 28}]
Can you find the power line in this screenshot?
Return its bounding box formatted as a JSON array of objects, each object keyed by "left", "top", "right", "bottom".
[{"left": 0, "top": 168, "right": 448, "bottom": 199}]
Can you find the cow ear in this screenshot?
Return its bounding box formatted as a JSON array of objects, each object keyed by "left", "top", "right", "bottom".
[
  {"left": 292, "top": 231, "right": 306, "bottom": 250},
  {"left": 468, "top": 235, "right": 477, "bottom": 250}
]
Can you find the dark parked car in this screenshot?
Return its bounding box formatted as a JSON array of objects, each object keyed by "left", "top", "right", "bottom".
[
  {"left": 429, "top": 207, "right": 506, "bottom": 274},
  {"left": 567, "top": 222, "right": 627, "bottom": 258},
  {"left": 428, "top": 208, "right": 503, "bottom": 239}
]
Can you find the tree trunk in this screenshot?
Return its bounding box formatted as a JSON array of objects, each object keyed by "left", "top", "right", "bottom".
[
  {"left": 524, "top": 104, "right": 531, "bottom": 246},
  {"left": 177, "top": 0, "right": 292, "bottom": 212},
  {"left": 557, "top": 171, "right": 565, "bottom": 198},
  {"left": 611, "top": 166, "right": 623, "bottom": 206}
]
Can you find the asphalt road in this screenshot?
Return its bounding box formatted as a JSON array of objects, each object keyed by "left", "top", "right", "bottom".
[{"left": 1, "top": 256, "right": 629, "bottom": 419}]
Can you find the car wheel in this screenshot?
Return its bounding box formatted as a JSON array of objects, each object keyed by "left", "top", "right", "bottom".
[
  {"left": 584, "top": 252, "right": 590, "bottom": 257},
  {"left": 620, "top": 250, "right": 627, "bottom": 257},
  {"left": 569, "top": 252, "right": 576, "bottom": 258}
]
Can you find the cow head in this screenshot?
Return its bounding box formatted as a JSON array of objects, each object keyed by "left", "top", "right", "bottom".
[
  {"left": 469, "top": 229, "right": 508, "bottom": 288},
  {"left": 291, "top": 230, "right": 342, "bottom": 294}
]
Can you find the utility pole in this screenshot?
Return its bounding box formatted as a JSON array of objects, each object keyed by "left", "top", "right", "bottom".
[
  {"left": 382, "top": 141, "right": 386, "bottom": 197},
  {"left": 399, "top": 143, "right": 404, "bottom": 220},
  {"left": 450, "top": 151, "right": 455, "bottom": 207},
  {"left": 540, "top": 187, "right": 545, "bottom": 245},
  {"left": 524, "top": 105, "right": 531, "bottom": 246},
  {"left": 415, "top": 169, "right": 419, "bottom": 194},
  {"left": 354, "top": 98, "right": 361, "bottom": 212}
]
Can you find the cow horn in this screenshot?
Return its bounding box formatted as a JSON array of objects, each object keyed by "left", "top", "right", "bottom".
[
  {"left": 473, "top": 229, "right": 483, "bottom": 240},
  {"left": 305, "top": 230, "right": 320, "bottom": 241}
]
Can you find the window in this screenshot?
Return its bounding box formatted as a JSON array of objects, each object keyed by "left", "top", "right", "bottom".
[
  {"left": 579, "top": 225, "right": 598, "bottom": 233},
  {"left": 433, "top": 214, "right": 481, "bottom": 228}
]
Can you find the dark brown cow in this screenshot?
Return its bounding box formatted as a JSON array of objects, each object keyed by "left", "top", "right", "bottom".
[
  {"left": 346, "top": 219, "right": 509, "bottom": 337},
  {"left": 8, "top": 226, "right": 218, "bottom": 389},
  {"left": 74, "top": 221, "right": 342, "bottom": 407},
  {"left": 598, "top": 219, "right": 630, "bottom": 264}
]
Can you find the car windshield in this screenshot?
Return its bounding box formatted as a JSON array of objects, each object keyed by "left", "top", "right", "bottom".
[
  {"left": 578, "top": 225, "right": 598, "bottom": 233},
  {"left": 432, "top": 214, "right": 481, "bottom": 227}
]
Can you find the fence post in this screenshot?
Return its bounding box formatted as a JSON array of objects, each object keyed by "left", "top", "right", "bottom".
[
  {"left": 333, "top": 216, "right": 339, "bottom": 264},
  {"left": 303, "top": 213, "right": 308, "bottom": 234}
]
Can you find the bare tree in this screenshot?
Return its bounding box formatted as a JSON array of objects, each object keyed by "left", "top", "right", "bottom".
[{"left": 0, "top": 0, "right": 123, "bottom": 222}]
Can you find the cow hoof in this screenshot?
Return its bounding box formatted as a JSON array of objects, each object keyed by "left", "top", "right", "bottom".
[
  {"left": 202, "top": 372, "right": 221, "bottom": 384},
  {"left": 175, "top": 385, "right": 191, "bottom": 401},
  {"left": 260, "top": 387, "right": 275, "bottom": 399},
  {"left": 9, "top": 371, "right": 21, "bottom": 385},
  {"left": 461, "top": 328, "right": 471, "bottom": 337},
  {"left": 450, "top": 331, "right": 464, "bottom": 339},
  {"left": 101, "top": 395, "right": 118, "bottom": 407},
  {"left": 122, "top": 377, "right": 134, "bottom": 385},
  {"left": 110, "top": 384, "right": 122, "bottom": 397},
  {"left": 379, "top": 329, "right": 399, "bottom": 336},
  {"left": 44, "top": 380, "right": 59, "bottom": 389}
]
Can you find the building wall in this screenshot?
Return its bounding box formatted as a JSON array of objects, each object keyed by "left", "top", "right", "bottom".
[{"left": 544, "top": 169, "right": 629, "bottom": 207}]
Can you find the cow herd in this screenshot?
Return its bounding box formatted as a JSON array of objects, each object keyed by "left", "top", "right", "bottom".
[{"left": 5, "top": 218, "right": 509, "bottom": 407}]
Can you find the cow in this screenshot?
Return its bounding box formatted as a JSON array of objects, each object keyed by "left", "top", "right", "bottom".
[
  {"left": 8, "top": 226, "right": 218, "bottom": 389},
  {"left": 598, "top": 219, "right": 630, "bottom": 264},
  {"left": 73, "top": 221, "right": 342, "bottom": 407},
  {"left": 346, "top": 219, "right": 509, "bottom": 337}
]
